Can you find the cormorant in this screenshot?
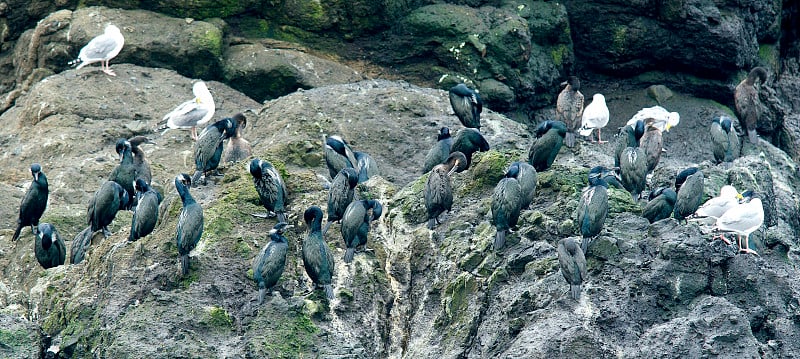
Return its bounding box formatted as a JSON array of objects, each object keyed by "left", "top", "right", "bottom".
[
  {"left": 252, "top": 222, "right": 291, "bottom": 304},
  {"left": 556, "top": 76, "right": 585, "bottom": 148},
  {"left": 710, "top": 116, "right": 740, "bottom": 163},
  {"left": 130, "top": 179, "right": 160, "bottom": 242},
  {"left": 157, "top": 81, "right": 215, "bottom": 140},
  {"left": 12, "top": 163, "right": 49, "bottom": 241},
  {"left": 579, "top": 94, "right": 610, "bottom": 143},
  {"left": 69, "top": 24, "right": 124, "bottom": 76},
  {"left": 514, "top": 161, "right": 538, "bottom": 209},
  {"left": 324, "top": 135, "right": 357, "bottom": 180},
  {"left": 619, "top": 126, "right": 647, "bottom": 200},
  {"left": 354, "top": 151, "right": 378, "bottom": 183},
  {"left": 34, "top": 223, "right": 66, "bottom": 269},
  {"left": 491, "top": 163, "right": 523, "bottom": 250},
  {"left": 557, "top": 237, "right": 587, "bottom": 300},
  {"left": 341, "top": 199, "right": 383, "bottom": 263},
  {"left": 324, "top": 168, "right": 358, "bottom": 235},
  {"left": 87, "top": 180, "right": 129, "bottom": 238},
  {"left": 109, "top": 139, "right": 136, "bottom": 209},
  {"left": 425, "top": 151, "right": 468, "bottom": 229},
  {"left": 70, "top": 226, "right": 102, "bottom": 265},
  {"left": 249, "top": 158, "right": 288, "bottom": 223},
  {"left": 695, "top": 185, "right": 742, "bottom": 219},
  {"left": 528, "top": 120, "right": 567, "bottom": 172},
  {"left": 640, "top": 118, "right": 664, "bottom": 174},
  {"left": 578, "top": 166, "right": 616, "bottom": 253},
  {"left": 449, "top": 83, "right": 483, "bottom": 129},
  {"left": 714, "top": 193, "right": 763, "bottom": 255},
  {"left": 423, "top": 127, "right": 453, "bottom": 174},
  {"left": 734, "top": 67, "right": 768, "bottom": 143},
  {"left": 642, "top": 187, "right": 677, "bottom": 224},
  {"left": 613, "top": 120, "right": 645, "bottom": 168},
  {"left": 175, "top": 173, "right": 204, "bottom": 276},
  {"left": 450, "top": 128, "right": 490, "bottom": 168},
  {"left": 673, "top": 167, "right": 704, "bottom": 221},
  {"left": 192, "top": 116, "right": 237, "bottom": 185},
  {"left": 124, "top": 136, "right": 154, "bottom": 185},
  {"left": 302, "top": 206, "right": 335, "bottom": 299},
  {"left": 222, "top": 113, "right": 251, "bottom": 164}
]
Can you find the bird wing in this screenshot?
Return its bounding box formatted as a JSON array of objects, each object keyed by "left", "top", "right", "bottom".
[
  {"left": 79, "top": 34, "right": 120, "bottom": 61},
  {"left": 163, "top": 100, "right": 210, "bottom": 129},
  {"left": 716, "top": 201, "right": 763, "bottom": 233},
  {"left": 342, "top": 202, "right": 367, "bottom": 248},
  {"left": 425, "top": 168, "right": 453, "bottom": 216}
]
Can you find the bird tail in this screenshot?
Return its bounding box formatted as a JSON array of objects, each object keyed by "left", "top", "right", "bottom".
[
  {"left": 324, "top": 284, "right": 334, "bottom": 300},
  {"left": 427, "top": 218, "right": 436, "bottom": 230},
  {"left": 181, "top": 254, "right": 190, "bottom": 276},
  {"left": 570, "top": 284, "right": 582, "bottom": 300},
  {"left": 68, "top": 58, "right": 82, "bottom": 68},
  {"left": 322, "top": 221, "right": 332, "bottom": 236},
  {"left": 581, "top": 237, "right": 590, "bottom": 254},
  {"left": 277, "top": 212, "right": 287, "bottom": 224},
  {"left": 191, "top": 171, "right": 203, "bottom": 187},
  {"left": 11, "top": 222, "right": 23, "bottom": 241},
  {"left": 344, "top": 248, "right": 355, "bottom": 263},
  {"left": 258, "top": 288, "right": 266, "bottom": 305},
  {"left": 748, "top": 129, "right": 758, "bottom": 144},
  {"left": 494, "top": 230, "right": 506, "bottom": 250}
]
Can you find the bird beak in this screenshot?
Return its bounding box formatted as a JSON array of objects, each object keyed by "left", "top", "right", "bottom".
[
  {"left": 560, "top": 80, "right": 568, "bottom": 87},
  {"left": 736, "top": 193, "right": 744, "bottom": 200},
  {"left": 665, "top": 123, "right": 672, "bottom": 132},
  {"left": 448, "top": 160, "right": 460, "bottom": 176},
  {"left": 195, "top": 98, "right": 202, "bottom": 104},
  {"left": 33, "top": 172, "right": 39, "bottom": 181}
]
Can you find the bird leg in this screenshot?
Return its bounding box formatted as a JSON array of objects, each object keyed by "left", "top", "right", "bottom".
[
  {"left": 711, "top": 232, "right": 731, "bottom": 245},
  {"left": 191, "top": 127, "right": 198, "bottom": 141},
  {"left": 250, "top": 211, "right": 277, "bottom": 219},
  {"left": 596, "top": 129, "right": 608, "bottom": 144},
  {"left": 738, "top": 235, "right": 759, "bottom": 256},
  {"left": 102, "top": 60, "right": 116, "bottom": 76}
]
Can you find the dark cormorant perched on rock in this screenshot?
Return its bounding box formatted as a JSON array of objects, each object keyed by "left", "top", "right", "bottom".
[
  {"left": 109, "top": 140, "right": 136, "bottom": 209},
  {"left": 88, "top": 180, "right": 129, "bottom": 238},
  {"left": 252, "top": 222, "right": 291, "bottom": 304},
  {"left": 123, "top": 136, "right": 154, "bottom": 185},
  {"left": 449, "top": 83, "right": 483, "bottom": 129},
  {"left": 341, "top": 199, "right": 383, "bottom": 263},
  {"left": 12, "top": 163, "right": 49, "bottom": 241},
  {"left": 491, "top": 163, "right": 523, "bottom": 250},
  {"left": 450, "top": 128, "right": 490, "bottom": 168},
  {"left": 578, "top": 166, "right": 616, "bottom": 253},
  {"left": 192, "top": 116, "right": 237, "bottom": 185},
  {"left": 222, "top": 113, "right": 252, "bottom": 164},
  {"left": 130, "top": 179, "right": 160, "bottom": 242},
  {"left": 528, "top": 120, "right": 567, "bottom": 172},
  {"left": 556, "top": 76, "right": 584, "bottom": 148},
  {"left": 557, "top": 237, "right": 587, "bottom": 300},
  {"left": 35, "top": 223, "right": 66, "bottom": 269},
  {"left": 175, "top": 173, "right": 204, "bottom": 276},
  {"left": 642, "top": 187, "right": 677, "bottom": 224},
  {"left": 324, "top": 135, "right": 357, "bottom": 180},
  {"left": 710, "top": 116, "right": 741, "bottom": 163},
  {"left": 302, "top": 206, "right": 335, "bottom": 299},
  {"left": 354, "top": 151, "right": 378, "bottom": 183},
  {"left": 613, "top": 120, "right": 645, "bottom": 168},
  {"left": 425, "top": 151, "right": 468, "bottom": 229},
  {"left": 640, "top": 118, "right": 664, "bottom": 174},
  {"left": 324, "top": 168, "right": 358, "bottom": 235},
  {"left": 673, "top": 167, "right": 704, "bottom": 221},
  {"left": 249, "top": 158, "right": 288, "bottom": 223},
  {"left": 734, "top": 67, "right": 768, "bottom": 144},
  {"left": 579, "top": 94, "right": 610, "bottom": 143},
  {"left": 514, "top": 161, "right": 538, "bottom": 209},
  {"left": 619, "top": 123, "right": 647, "bottom": 200},
  {"left": 423, "top": 127, "right": 453, "bottom": 174}
]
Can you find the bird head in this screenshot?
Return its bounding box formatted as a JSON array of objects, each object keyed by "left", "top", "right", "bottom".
[
  {"left": 368, "top": 200, "right": 383, "bottom": 221},
  {"left": 303, "top": 206, "right": 323, "bottom": 226},
  {"left": 437, "top": 127, "right": 451, "bottom": 141},
  {"left": 37, "top": 223, "right": 55, "bottom": 249},
  {"left": 446, "top": 151, "right": 469, "bottom": 175},
  {"left": 249, "top": 158, "right": 262, "bottom": 178},
  {"left": 175, "top": 173, "right": 192, "bottom": 188},
  {"left": 30, "top": 163, "right": 42, "bottom": 181},
  {"left": 341, "top": 168, "right": 359, "bottom": 189},
  {"left": 134, "top": 178, "right": 149, "bottom": 194}
]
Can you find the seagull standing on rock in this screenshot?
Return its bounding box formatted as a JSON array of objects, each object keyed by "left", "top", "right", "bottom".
[
  {"left": 70, "top": 24, "right": 125, "bottom": 76},
  {"left": 579, "top": 94, "right": 610, "bottom": 144},
  {"left": 157, "top": 82, "right": 216, "bottom": 141}
]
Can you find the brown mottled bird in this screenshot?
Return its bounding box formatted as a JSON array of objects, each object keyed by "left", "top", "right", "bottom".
[
  {"left": 425, "top": 151, "right": 468, "bottom": 229},
  {"left": 222, "top": 113, "right": 251, "bottom": 164},
  {"left": 734, "top": 67, "right": 768, "bottom": 144},
  {"left": 640, "top": 118, "right": 663, "bottom": 175},
  {"left": 556, "top": 76, "right": 584, "bottom": 148}
]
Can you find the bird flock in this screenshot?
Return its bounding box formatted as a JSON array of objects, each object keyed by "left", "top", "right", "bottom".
[{"left": 11, "top": 23, "right": 771, "bottom": 305}]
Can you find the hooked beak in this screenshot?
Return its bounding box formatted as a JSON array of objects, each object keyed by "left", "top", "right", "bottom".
[
  {"left": 33, "top": 172, "right": 39, "bottom": 182},
  {"left": 447, "top": 160, "right": 460, "bottom": 176}
]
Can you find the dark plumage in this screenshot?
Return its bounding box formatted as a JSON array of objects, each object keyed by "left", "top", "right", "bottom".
[
  {"left": 557, "top": 76, "right": 585, "bottom": 148},
  {"left": 12, "top": 163, "right": 49, "bottom": 241},
  {"left": 674, "top": 167, "right": 704, "bottom": 220},
  {"left": 449, "top": 83, "right": 483, "bottom": 129},
  {"left": 252, "top": 222, "right": 290, "bottom": 304},
  {"left": 642, "top": 187, "right": 677, "bottom": 224},
  {"left": 88, "top": 181, "right": 129, "bottom": 238},
  {"left": 192, "top": 117, "right": 237, "bottom": 185},
  {"left": 619, "top": 129, "right": 647, "bottom": 201},
  {"left": 175, "top": 173, "right": 204, "bottom": 276},
  {"left": 514, "top": 161, "right": 538, "bottom": 209},
  {"left": 557, "top": 238, "right": 587, "bottom": 300},
  {"left": 324, "top": 135, "right": 357, "bottom": 180},
  {"left": 222, "top": 113, "right": 252, "bottom": 164},
  {"left": 70, "top": 226, "right": 103, "bottom": 265},
  {"left": 34, "top": 223, "right": 66, "bottom": 269},
  {"left": 640, "top": 118, "right": 664, "bottom": 174},
  {"left": 734, "top": 67, "right": 768, "bottom": 144},
  {"left": 129, "top": 179, "right": 159, "bottom": 242},
  {"left": 125, "top": 136, "right": 154, "bottom": 184},
  {"left": 710, "top": 116, "right": 740, "bottom": 163},
  {"left": 491, "top": 163, "right": 523, "bottom": 250},
  {"left": 578, "top": 166, "right": 615, "bottom": 253},
  {"left": 302, "top": 206, "right": 335, "bottom": 299},
  {"left": 354, "top": 151, "right": 378, "bottom": 183},
  {"left": 423, "top": 127, "right": 453, "bottom": 173},
  {"left": 249, "top": 158, "right": 289, "bottom": 223},
  {"left": 613, "top": 120, "right": 645, "bottom": 168},
  {"left": 324, "top": 168, "right": 359, "bottom": 235},
  {"left": 110, "top": 139, "right": 137, "bottom": 209},
  {"left": 450, "top": 128, "right": 490, "bottom": 168},
  {"left": 425, "top": 151, "right": 468, "bottom": 229},
  {"left": 528, "top": 120, "right": 567, "bottom": 172},
  {"left": 341, "top": 199, "right": 383, "bottom": 263}
]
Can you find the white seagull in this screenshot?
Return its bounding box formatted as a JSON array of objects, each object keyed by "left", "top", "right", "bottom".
[
  {"left": 713, "top": 194, "right": 764, "bottom": 255},
  {"left": 694, "top": 185, "right": 742, "bottom": 219},
  {"left": 579, "top": 93, "right": 610, "bottom": 143},
  {"left": 70, "top": 24, "right": 125, "bottom": 76},
  {"left": 157, "top": 82, "right": 216, "bottom": 141},
  {"left": 626, "top": 106, "right": 680, "bottom": 132}
]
